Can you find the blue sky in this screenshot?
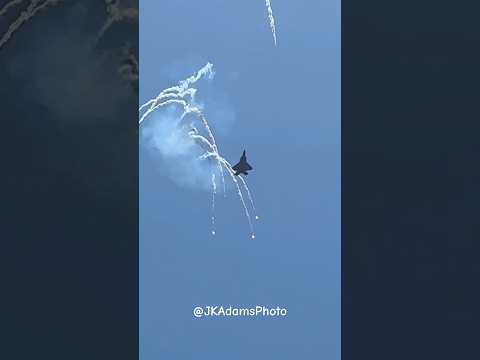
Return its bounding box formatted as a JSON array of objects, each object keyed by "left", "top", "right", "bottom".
[{"left": 140, "top": 0, "right": 340, "bottom": 358}]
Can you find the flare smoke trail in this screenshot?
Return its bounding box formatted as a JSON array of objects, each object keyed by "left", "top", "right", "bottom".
[
  {"left": 0, "top": 0, "right": 63, "bottom": 49},
  {"left": 265, "top": 0, "right": 277, "bottom": 46},
  {"left": 0, "top": 0, "right": 139, "bottom": 89},
  {"left": 0, "top": 0, "right": 24, "bottom": 17},
  {"left": 95, "top": 0, "right": 138, "bottom": 45},
  {"left": 0, "top": 0, "right": 138, "bottom": 52},
  {"left": 139, "top": 63, "right": 258, "bottom": 239},
  {"left": 211, "top": 173, "right": 216, "bottom": 235}
]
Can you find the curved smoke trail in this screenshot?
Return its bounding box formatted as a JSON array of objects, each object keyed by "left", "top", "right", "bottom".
[
  {"left": 265, "top": 0, "right": 277, "bottom": 46},
  {"left": 0, "top": 0, "right": 64, "bottom": 50},
  {"left": 0, "top": 0, "right": 139, "bottom": 90},
  {"left": 95, "top": 0, "right": 138, "bottom": 45},
  {"left": 0, "top": 0, "right": 25, "bottom": 17},
  {"left": 139, "top": 63, "right": 258, "bottom": 239}
]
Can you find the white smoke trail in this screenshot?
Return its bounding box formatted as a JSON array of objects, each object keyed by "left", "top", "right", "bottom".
[
  {"left": 197, "top": 148, "right": 256, "bottom": 237},
  {"left": 140, "top": 63, "right": 257, "bottom": 238},
  {"left": 0, "top": 0, "right": 140, "bottom": 90},
  {"left": 190, "top": 130, "right": 226, "bottom": 195},
  {"left": 201, "top": 151, "right": 257, "bottom": 216},
  {"left": 265, "top": 0, "right": 277, "bottom": 46},
  {"left": 237, "top": 173, "right": 257, "bottom": 215},
  {"left": 139, "top": 63, "right": 213, "bottom": 121},
  {"left": 0, "top": 0, "right": 138, "bottom": 47},
  {"left": 197, "top": 149, "right": 256, "bottom": 235},
  {"left": 117, "top": 43, "right": 138, "bottom": 91},
  {"left": 190, "top": 133, "right": 216, "bottom": 154},
  {"left": 211, "top": 173, "right": 216, "bottom": 236},
  {"left": 95, "top": 0, "right": 138, "bottom": 45},
  {"left": 218, "top": 157, "right": 255, "bottom": 237},
  {"left": 0, "top": 0, "right": 25, "bottom": 17},
  {"left": 0, "top": 0, "right": 64, "bottom": 50},
  {"left": 139, "top": 64, "right": 227, "bottom": 196},
  {"left": 139, "top": 63, "right": 214, "bottom": 120},
  {"left": 182, "top": 105, "right": 218, "bottom": 153}
]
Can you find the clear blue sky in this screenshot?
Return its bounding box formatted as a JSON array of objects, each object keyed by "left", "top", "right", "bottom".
[{"left": 140, "top": 0, "right": 340, "bottom": 358}]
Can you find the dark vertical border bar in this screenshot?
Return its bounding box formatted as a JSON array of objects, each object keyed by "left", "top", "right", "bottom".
[
  {"left": 343, "top": 1, "right": 480, "bottom": 359},
  {"left": 1, "top": 1, "right": 138, "bottom": 358}
]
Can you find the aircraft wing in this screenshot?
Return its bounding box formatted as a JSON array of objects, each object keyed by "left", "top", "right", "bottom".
[{"left": 232, "top": 162, "right": 241, "bottom": 171}]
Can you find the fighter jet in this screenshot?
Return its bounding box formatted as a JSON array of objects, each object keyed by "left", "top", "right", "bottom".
[{"left": 232, "top": 150, "right": 253, "bottom": 176}]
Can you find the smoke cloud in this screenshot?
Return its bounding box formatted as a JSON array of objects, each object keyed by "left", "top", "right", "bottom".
[{"left": 140, "top": 63, "right": 258, "bottom": 238}]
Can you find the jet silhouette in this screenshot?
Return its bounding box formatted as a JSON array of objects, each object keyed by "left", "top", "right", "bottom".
[{"left": 232, "top": 150, "right": 253, "bottom": 176}]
